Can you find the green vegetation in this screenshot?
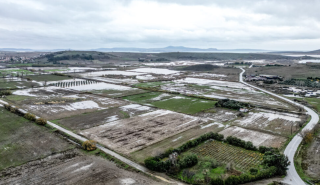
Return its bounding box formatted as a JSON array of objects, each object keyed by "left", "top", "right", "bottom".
[
  {"left": 24, "top": 113, "right": 36, "bottom": 121},
  {"left": 134, "top": 82, "right": 170, "bottom": 88},
  {"left": 0, "top": 90, "right": 12, "bottom": 96},
  {"left": 151, "top": 95, "right": 217, "bottom": 114},
  {"left": 182, "top": 64, "right": 220, "bottom": 71},
  {"left": 0, "top": 69, "right": 34, "bottom": 77},
  {"left": 0, "top": 107, "right": 74, "bottom": 170},
  {"left": 25, "top": 74, "right": 72, "bottom": 82},
  {"left": 216, "top": 99, "right": 251, "bottom": 110},
  {"left": 122, "top": 92, "right": 164, "bottom": 103},
  {"left": 144, "top": 132, "right": 289, "bottom": 184}
]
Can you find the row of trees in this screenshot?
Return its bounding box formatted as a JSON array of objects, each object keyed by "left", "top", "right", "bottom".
[
  {"left": 145, "top": 132, "right": 290, "bottom": 184},
  {"left": 216, "top": 99, "right": 251, "bottom": 110}
]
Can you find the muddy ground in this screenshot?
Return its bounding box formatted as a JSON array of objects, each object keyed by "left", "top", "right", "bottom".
[
  {"left": 80, "top": 110, "right": 207, "bottom": 154},
  {"left": 0, "top": 107, "right": 74, "bottom": 171},
  {"left": 219, "top": 126, "right": 287, "bottom": 148},
  {"left": 0, "top": 149, "right": 163, "bottom": 185},
  {"left": 56, "top": 104, "right": 156, "bottom": 131}
]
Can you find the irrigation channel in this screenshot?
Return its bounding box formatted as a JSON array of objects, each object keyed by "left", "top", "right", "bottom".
[
  {"left": 0, "top": 99, "right": 182, "bottom": 185},
  {"left": 240, "top": 68, "right": 319, "bottom": 185}
]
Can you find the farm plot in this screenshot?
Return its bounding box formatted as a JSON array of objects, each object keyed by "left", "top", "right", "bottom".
[
  {"left": 231, "top": 108, "right": 304, "bottom": 136},
  {"left": 123, "top": 92, "right": 217, "bottom": 114},
  {"left": 195, "top": 109, "right": 238, "bottom": 123},
  {"left": 130, "top": 122, "right": 226, "bottom": 163},
  {"left": 0, "top": 149, "right": 162, "bottom": 185},
  {"left": 0, "top": 107, "right": 74, "bottom": 171},
  {"left": 25, "top": 74, "right": 73, "bottom": 82},
  {"left": 0, "top": 78, "right": 37, "bottom": 89},
  {"left": 78, "top": 70, "right": 144, "bottom": 77},
  {"left": 219, "top": 126, "right": 287, "bottom": 148},
  {"left": 10, "top": 87, "right": 128, "bottom": 120},
  {"left": 54, "top": 104, "right": 156, "bottom": 131},
  {"left": 164, "top": 77, "right": 295, "bottom": 110},
  {"left": 87, "top": 76, "right": 139, "bottom": 85},
  {"left": 128, "top": 67, "right": 180, "bottom": 75},
  {"left": 65, "top": 82, "right": 148, "bottom": 98},
  {"left": 189, "top": 140, "right": 263, "bottom": 171},
  {"left": 0, "top": 69, "right": 34, "bottom": 77},
  {"left": 80, "top": 110, "right": 207, "bottom": 154}
]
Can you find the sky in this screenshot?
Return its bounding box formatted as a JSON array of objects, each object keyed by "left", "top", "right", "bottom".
[{"left": 0, "top": 0, "right": 320, "bottom": 50}]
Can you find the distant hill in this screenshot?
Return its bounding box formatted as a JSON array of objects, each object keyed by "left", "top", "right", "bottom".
[
  {"left": 182, "top": 64, "right": 220, "bottom": 71},
  {"left": 93, "top": 46, "right": 218, "bottom": 52}
]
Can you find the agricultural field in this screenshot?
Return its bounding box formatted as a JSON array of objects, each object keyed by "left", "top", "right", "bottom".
[
  {"left": 219, "top": 126, "right": 287, "bottom": 148},
  {"left": 164, "top": 77, "right": 296, "bottom": 110},
  {"left": 63, "top": 81, "right": 148, "bottom": 98},
  {"left": 80, "top": 110, "right": 208, "bottom": 154},
  {"left": 52, "top": 104, "right": 156, "bottom": 131},
  {"left": 0, "top": 69, "right": 34, "bottom": 77},
  {"left": 8, "top": 87, "right": 128, "bottom": 120},
  {"left": 131, "top": 121, "right": 226, "bottom": 163},
  {"left": 189, "top": 140, "right": 263, "bottom": 172},
  {"left": 0, "top": 78, "right": 38, "bottom": 89},
  {"left": 0, "top": 106, "right": 74, "bottom": 171},
  {"left": 0, "top": 148, "right": 162, "bottom": 185},
  {"left": 123, "top": 92, "right": 217, "bottom": 114},
  {"left": 25, "top": 74, "right": 73, "bottom": 82},
  {"left": 231, "top": 108, "right": 305, "bottom": 137}
]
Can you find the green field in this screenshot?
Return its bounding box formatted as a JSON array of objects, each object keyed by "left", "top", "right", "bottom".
[
  {"left": 134, "top": 82, "right": 171, "bottom": 88},
  {"left": 304, "top": 98, "right": 320, "bottom": 112},
  {"left": 0, "top": 107, "right": 74, "bottom": 170},
  {"left": 123, "top": 92, "right": 217, "bottom": 114},
  {"left": 0, "top": 69, "right": 34, "bottom": 76},
  {"left": 25, "top": 74, "right": 72, "bottom": 82},
  {"left": 151, "top": 96, "right": 217, "bottom": 114},
  {"left": 0, "top": 81, "right": 36, "bottom": 89}
]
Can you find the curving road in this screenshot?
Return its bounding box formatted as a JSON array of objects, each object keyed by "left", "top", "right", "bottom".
[{"left": 239, "top": 68, "right": 319, "bottom": 185}]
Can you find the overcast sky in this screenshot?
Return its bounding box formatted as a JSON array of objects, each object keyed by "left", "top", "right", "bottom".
[{"left": 0, "top": 0, "right": 319, "bottom": 50}]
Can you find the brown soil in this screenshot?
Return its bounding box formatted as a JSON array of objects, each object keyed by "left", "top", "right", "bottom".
[
  {"left": 80, "top": 110, "right": 206, "bottom": 154},
  {"left": 0, "top": 149, "right": 163, "bottom": 185},
  {"left": 57, "top": 105, "right": 156, "bottom": 131}
]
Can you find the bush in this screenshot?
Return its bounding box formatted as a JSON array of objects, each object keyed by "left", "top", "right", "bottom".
[
  {"left": 249, "top": 168, "right": 258, "bottom": 175},
  {"left": 179, "top": 154, "right": 198, "bottom": 169},
  {"left": 24, "top": 113, "right": 36, "bottom": 121},
  {"left": 211, "top": 178, "right": 224, "bottom": 185},
  {"left": 82, "top": 140, "right": 97, "bottom": 151},
  {"left": 36, "top": 118, "right": 47, "bottom": 125},
  {"left": 215, "top": 99, "right": 251, "bottom": 110},
  {"left": 4, "top": 104, "right": 11, "bottom": 110},
  {"left": 0, "top": 90, "right": 12, "bottom": 96}
]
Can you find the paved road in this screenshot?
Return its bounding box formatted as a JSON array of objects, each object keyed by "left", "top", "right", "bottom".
[
  {"left": 0, "top": 99, "right": 180, "bottom": 184},
  {"left": 239, "top": 68, "right": 319, "bottom": 185}
]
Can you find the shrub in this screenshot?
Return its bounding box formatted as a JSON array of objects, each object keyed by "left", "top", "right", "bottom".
[
  {"left": 179, "top": 154, "right": 198, "bottom": 169},
  {"left": 211, "top": 178, "right": 224, "bottom": 185},
  {"left": 24, "top": 113, "right": 36, "bottom": 121},
  {"left": 0, "top": 90, "right": 12, "bottom": 96},
  {"left": 249, "top": 168, "right": 258, "bottom": 175},
  {"left": 36, "top": 118, "right": 47, "bottom": 125},
  {"left": 82, "top": 140, "right": 97, "bottom": 151},
  {"left": 4, "top": 104, "right": 11, "bottom": 110}
]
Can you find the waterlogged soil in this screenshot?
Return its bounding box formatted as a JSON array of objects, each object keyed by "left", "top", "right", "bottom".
[
  {"left": 80, "top": 110, "right": 207, "bottom": 154},
  {"left": 55, "top": 104, "right": 156, "bottom": 131},
  {"left": 0, "top": 149, "right": 163, "bottom": 185},
  {"left": 0, "top": 107, "right": 74, "bottom": 171}
]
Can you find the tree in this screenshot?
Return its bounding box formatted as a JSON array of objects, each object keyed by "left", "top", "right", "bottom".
[{"left": 262, "top": 151, "right": 290, "bottom": 175}]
